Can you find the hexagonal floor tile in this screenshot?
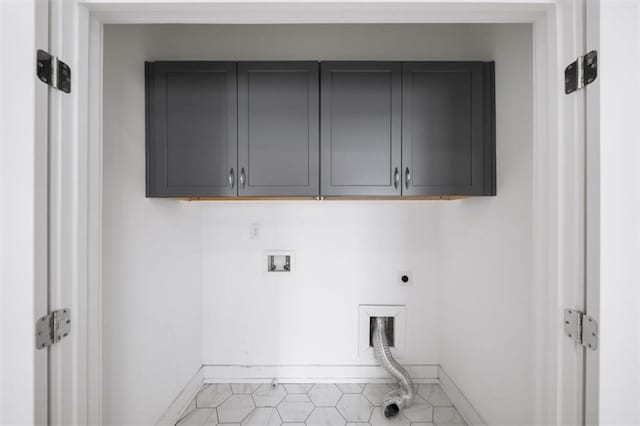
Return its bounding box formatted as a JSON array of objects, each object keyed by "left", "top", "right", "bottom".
[
  {"left": 362, "top": 384, "right": 392, "bottom": 407},
  {"left": 402, "top": 395, "right": 433, "bottom": 422},
  {"left": 241, "top": 407, "right": 281, "bottom": 426},
  {"left": 252, "top": 384, "right": 287, "bottom": 407},
  {"left": 197, "top": 384, "right": 233, "bottom": 408},
  {"left": 337, "top": 384, "right": 365, "bottom": 394},
  {"left": 306, "top": 407, "right": 346, "bottom": 425},
  {"left": 417, "top": 385, "right": 453, "bottom": 407},
  {"left": 277, "top": 394, "right": 314, "bottom": 422},
  {"left": 231, "top": 383, "right": 261, "bottom": 394},
  {"left": 283, "top": 383, "right": 313, "bottom": 394},
  {"left": 308, "top": 384, "right": 342, "bottom": 407},
  {"left": 217, "top": 394, "right": 255, "bottom": 423},
  {"left": 336, "top": 394, "right": 373, "bottom": 422},
  {"left": 370, "top": 408, "right": 409, "bottom": 425},
  {"left": 433, "top": 407, "right": 466, "bottom": 425},
  {"left": 176, "top": 408, "right": 217, "bottom": 425}
]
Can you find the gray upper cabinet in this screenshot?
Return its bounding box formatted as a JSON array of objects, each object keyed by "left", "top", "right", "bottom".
[
  {"left": 146, "top": 61, "right": 237, "bottom": 197},
  {"left": 237, "top": 62, "right": 319, "bottom": 197},
  {"left": 145, "top": 60, "right": 495, "bottom": 199},
  {"left": 321, "top": 62, "right": 402, "bottom": 197},
  {"left": 402, "top": 62, "right": 495, "bottom": 196}
]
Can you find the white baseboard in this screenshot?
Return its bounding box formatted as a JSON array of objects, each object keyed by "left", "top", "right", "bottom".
[
  {"left": 203, "top": 364, "right": 439, "bottom": 384},
  {"left": 438, "top": 366, "right": 486, "bottom": 426},
  {"left": 156, "top": 366, "right": 204, "bottom": 426}
]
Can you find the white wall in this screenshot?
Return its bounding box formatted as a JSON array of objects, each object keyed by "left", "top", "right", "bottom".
[
  {"left": 103, "top": 23, "right": 533, "bottom": 424},
  {"left": 201, "top": 202, "right": 440, "bottom": 365},
  {"left": 103, "top": 29, "right": 203, "bottom": 426},
  {"left": 438, "top": 26, "right": 533, "bottom": 425}
]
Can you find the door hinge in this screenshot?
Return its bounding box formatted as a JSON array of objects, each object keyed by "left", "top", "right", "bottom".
[
  {"left": 36, "top": 49, "right": 71, "bottom": 93},
  {"left": 564, "top": 308, "right": 598, "bottom": 350},
  {"left": 565, "top": 50, "right": 598, "bottom": 94},
  {"left": 36, "top": 308, "right": 71, "bottom": 350}
]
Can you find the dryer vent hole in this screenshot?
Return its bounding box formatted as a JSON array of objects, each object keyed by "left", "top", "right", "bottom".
[{"left": 369, "top": 316, "right": 395, "bottom": 348}]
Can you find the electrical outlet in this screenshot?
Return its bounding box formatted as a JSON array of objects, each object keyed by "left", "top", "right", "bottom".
[
  {"left": 399, "top": 271, "right": 412, "bottom": 286},
  {"left": 250, "top": 223, "right": 260, "bottom": 240}
]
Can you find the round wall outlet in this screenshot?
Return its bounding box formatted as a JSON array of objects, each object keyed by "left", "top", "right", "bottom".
[{"left": 399, "top": 271, "right": 412, "bottom": 286}]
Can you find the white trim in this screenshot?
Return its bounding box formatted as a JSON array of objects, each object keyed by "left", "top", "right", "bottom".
[
  {"left": 531, "top": 8, "right": 557, "bottom": 426},
  {"left": 584, "top": 1, "right": 600, "bottom": 424},
  {"left": 82, "top": 1, "right": 554, "bottom": 25},
  {"left": 156, "top": 366, "right": 205, "bottom": 426},
  {"left": 34, "top": 0, "right": 50, "bottom": 423},
  {"left": 438, "top": 366, "right": 485, "bottom": 426},
  {"left": 203, "top": 364, "right": 438, "bottom": 383},
  {"left": 86, "top": 14, "right": 104, "bottom": 426},
  {"left": 549, "top": 1, "right": 589, "bottom": 425}
]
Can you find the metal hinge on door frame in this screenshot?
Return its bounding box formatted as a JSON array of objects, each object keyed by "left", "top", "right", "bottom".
[
  {"left": 36, "top": 49, "right": 71, "bottom": 93},
  {"left": 36, "top": 308, "right": 71, "bottom": 350},
  {"left": 564, "top": 308, "right": 598, "bottom": 350},
  {"left": 565, "top": 50, "right": 598, "bottom": 94}
]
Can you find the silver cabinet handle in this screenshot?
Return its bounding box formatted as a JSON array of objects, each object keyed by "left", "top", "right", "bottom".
[
  {"left": 405, "top": 167, "right": 411, "bottom": 189},
  {"left": 240, "top": 167, "right": 246, "bottom": 188},
  {"left": 228, "top": 168, "right": 235, "bottom": 188},
  {"left": 394, "top": 167, "right": 400, "bottom": 189}
]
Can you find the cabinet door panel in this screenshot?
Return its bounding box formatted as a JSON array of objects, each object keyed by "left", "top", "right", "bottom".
[
  {"left": 321, "top": 62, "right": 401, "bottom": 196},
  {"left": 238, "top": 62, "right": 319, "bottom": 197},
  {"left": 402, "top": 62, "right": 493, "bottom": 196},
  {"left": 146, "top": 62, "right": 237, "bottom": 197}
]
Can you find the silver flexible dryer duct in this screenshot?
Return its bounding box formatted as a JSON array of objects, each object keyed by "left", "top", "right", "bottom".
[{"left": 372, "top": 317, "right": 415, "bottom": 419}]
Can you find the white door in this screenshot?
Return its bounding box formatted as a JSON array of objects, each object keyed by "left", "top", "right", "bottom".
[
  {"left": 542, "top": 0, "right": 639, "bottom": 424},
  {"left": 584, "top": 0, "right": 640, "bottom": 425},
  {"left": 555, "top": 0, "right": 640, "bottom": 424},
  {"left": 0, "top": 0, "right": 49, "bottom": 424}
]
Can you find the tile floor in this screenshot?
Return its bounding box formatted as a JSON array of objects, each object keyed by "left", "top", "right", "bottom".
[{"left": 176, "top": 382, "right": 467, "bottom": 426}]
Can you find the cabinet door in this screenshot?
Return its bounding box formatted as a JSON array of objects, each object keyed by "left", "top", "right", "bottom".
[
  {"left": 238, "top": 62, "right": 319, "bottom": 197},
  {"left": 146, "top": 62, "right": 237, "bottom": 197},
  {"left": 402, "top": 62, "right": 495, "bottom": 196},
  {"left": 321, "top": 62, "right": 402, "bottom": 197}
]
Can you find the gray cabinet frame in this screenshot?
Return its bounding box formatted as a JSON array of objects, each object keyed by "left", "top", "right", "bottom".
[
  {"left": 145, "top": 61, "right": 237, "bottom": 197},
  {"left": 320, "top": 62, "right": 402, "bottom": 197},
  {"left": 237, "top": 61, "right": 320, "bottom": 197},
  {"left": 401, "top": 61, "right": 496, "bottom": 196}
]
